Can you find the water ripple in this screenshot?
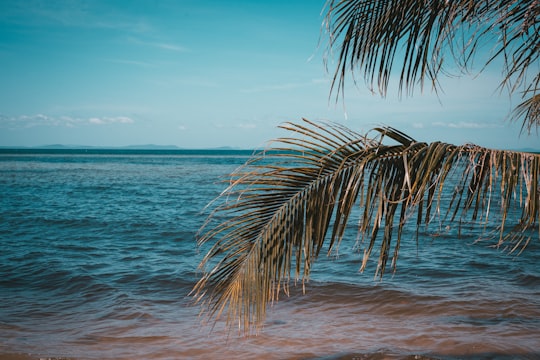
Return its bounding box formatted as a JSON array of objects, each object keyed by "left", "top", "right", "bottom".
[{"left": 1, "top": 151, "right": 538, "bottom": 360}]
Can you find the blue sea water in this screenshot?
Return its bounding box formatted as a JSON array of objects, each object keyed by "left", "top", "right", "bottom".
[{"left": 0, "top": 149, "right": 539, "bottom": 360}]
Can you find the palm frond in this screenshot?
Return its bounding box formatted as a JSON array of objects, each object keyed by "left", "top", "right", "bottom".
[
  {"left": 513, "top": 92, "right": 540, "bottom": 134},
  {"left": 192, "top": 119, "right": 540, "bottom": 334},
  {"left": 486, "top": 1, "right": 540, "bottom": 131},
  {"left": 323, "top": 0, "right": 540, "bottom": 130}
]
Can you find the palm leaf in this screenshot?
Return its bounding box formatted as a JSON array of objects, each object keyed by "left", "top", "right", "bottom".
[
  {"left": 192, "top": 119, "right": 540, "bottom": 333},
  {"left": 323, "top": 0, "right": 540, "bottom": 130}
]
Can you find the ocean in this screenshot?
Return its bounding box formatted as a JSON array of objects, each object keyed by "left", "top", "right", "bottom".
[{"left": 0, "top": 149, "right": 538, "bottom": 360}]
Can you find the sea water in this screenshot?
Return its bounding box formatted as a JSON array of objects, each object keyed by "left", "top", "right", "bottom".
[{"left": 0, "top": 149, "right": 538, "bottom": 360}]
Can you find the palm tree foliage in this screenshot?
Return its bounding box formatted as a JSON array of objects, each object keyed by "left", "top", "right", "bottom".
[
  {"left": 192, "top": 0, "right": 540, "bottom": 333},
  {"left": 193, "top": 119, "right": 540, "bottom": 333},
  {"left": 324, "top": 0, "right": 540, "bottom": 132}
]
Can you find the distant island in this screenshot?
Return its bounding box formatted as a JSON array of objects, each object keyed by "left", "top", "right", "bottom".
[
  {"left": 0, "top": 144, "right": 537, "bottom": 153},
  {"left": 0, "top": 144, "right": 247, "bottom": 151}
]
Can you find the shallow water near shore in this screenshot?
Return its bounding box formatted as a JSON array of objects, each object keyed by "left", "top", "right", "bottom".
[{"left": 1, "top": 149, "right": 539, "bottom": 360}]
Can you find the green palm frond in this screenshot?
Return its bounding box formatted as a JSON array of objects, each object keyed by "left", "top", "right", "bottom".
[
  {"left": 323, "top": 0, "right": 540, "bottom": 130},
  {"left": 192, "top": 119, "right": 540, "bottom": 334}
]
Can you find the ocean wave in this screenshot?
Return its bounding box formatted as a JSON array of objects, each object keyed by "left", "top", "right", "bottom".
[{"left": 1, "top": 151, "right": 538, "bottom": 360}]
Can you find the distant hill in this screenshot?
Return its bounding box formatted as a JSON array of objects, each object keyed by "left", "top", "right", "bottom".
[
  {"left": 209, "top": 146, "right": 245, "bottom": 150},
  {"left": 515, "top": 148, "right": 540, "bottom": 154},
  {"left": 0, "top": 144, "right": 256, "bottom": 151},
  {"left": 119, "top": 144, "right": 182, "bottom": 150},
  {"left": 33, "top": 144, "right": 251, "bottom": 151},
  {"left": 15, "top": 144, "right": 183, "bottom": 150},
  {"left": 0, "top": 143, "right": 536, "bottom": 153}
]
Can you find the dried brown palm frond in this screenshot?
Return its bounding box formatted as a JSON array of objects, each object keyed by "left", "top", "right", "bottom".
[
  {"left": 513, "top": 93, "right": 540, "bottom": 134},
  {"left": 192, "top": 119, "right": 540, "bottom": 334},
  {"left": 323, "top": 0, "right": 540, "bottom": 131}
]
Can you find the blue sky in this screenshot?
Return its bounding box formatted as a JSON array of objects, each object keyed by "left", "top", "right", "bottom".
[{"left": 0, "top": 0, "right": 538, "bottom": 150}]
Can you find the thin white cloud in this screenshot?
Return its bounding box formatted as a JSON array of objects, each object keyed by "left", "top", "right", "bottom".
[
  {"left": 1, "top": 1, "right": 152, "bottom": 33},
  {"left": 432, "top": 121, "right": 504, "bottom": 129},
  {"left": 88, "top": 117, "right": 105, "bottom": 125},
  {"left": 127, "top": 37, "right": 191, "bottom": 53},
  {"left": 311, "top": 78, "right": 330, "bottom": 85},
  {"left": 87, "top": 116, "right": 134, "bottom": 125},
  {"left": 155, "top": 42, "right": 190, "bottom": 52},
  {"left": 112, "top": 116, "right": 134, "bottom": 124},
  {"left": 212, "top": 122, "right": 258, "bottom": 130},
  {"left": 0, "top": 114, "right": 135, "bottom": 129}
]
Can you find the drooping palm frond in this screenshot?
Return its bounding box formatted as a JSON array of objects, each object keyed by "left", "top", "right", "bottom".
[
  {"left": 513, "top": 93, "right": 540, "bottom": 135},
  {"left": 192, "top": 119, "right": 540, "bottom": 334},
  {"left": 486, "top": 1, "right": 540, "bottom": 132},
  {"left": 323, "top": 0, "right": 540, "bottom": 130}
]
